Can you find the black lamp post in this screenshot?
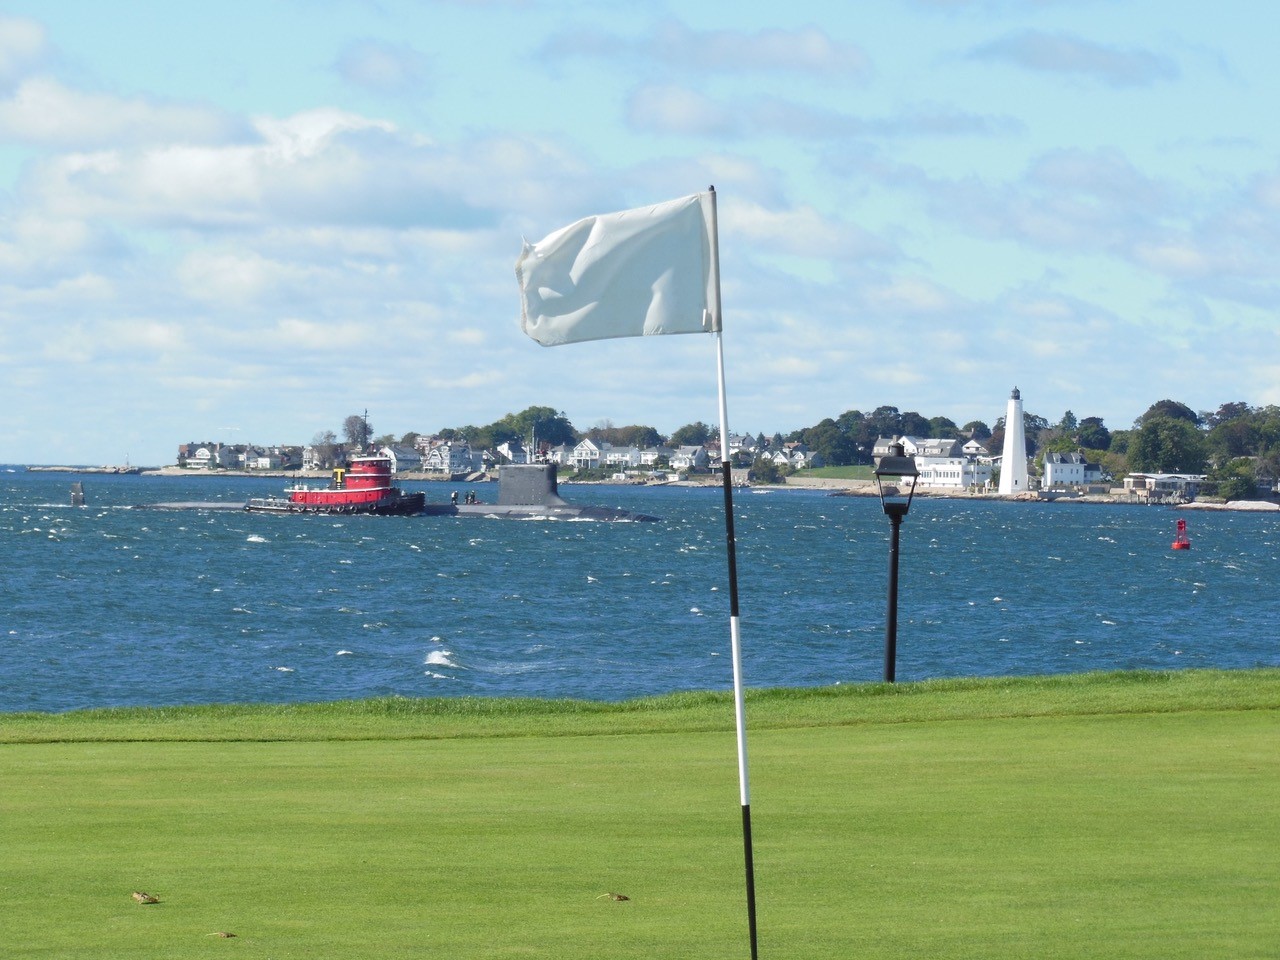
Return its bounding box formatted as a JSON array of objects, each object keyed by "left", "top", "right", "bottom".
[{"left": 873, "top": 442, "right": 919, "bottom": 683}]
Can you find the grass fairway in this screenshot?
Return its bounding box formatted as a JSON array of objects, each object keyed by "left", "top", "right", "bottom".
[{"left": 2, "top": 670, "right": 1278, "bottom": 959}]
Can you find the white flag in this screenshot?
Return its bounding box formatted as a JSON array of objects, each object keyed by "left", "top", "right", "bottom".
[{"left": 517, "top": 192, "right": 717, "bottom": 347}]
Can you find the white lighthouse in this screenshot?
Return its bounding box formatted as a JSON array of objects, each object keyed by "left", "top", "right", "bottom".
[{"left": 998, "top": 386, "right": 1029, "bottom": 495}]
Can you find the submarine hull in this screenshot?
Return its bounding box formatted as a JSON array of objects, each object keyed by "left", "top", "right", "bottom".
[{"left": 432, "top": 464, "right": 658, "bottom": 521}]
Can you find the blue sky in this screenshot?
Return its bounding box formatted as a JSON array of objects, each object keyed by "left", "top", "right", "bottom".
[{"left": 2, "top": 1, "right": 1278, "bottom": 465}]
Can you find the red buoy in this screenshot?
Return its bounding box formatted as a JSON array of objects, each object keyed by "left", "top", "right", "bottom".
[{"left": 1171, "top": 518, "right": 1191, "bottom": 550}]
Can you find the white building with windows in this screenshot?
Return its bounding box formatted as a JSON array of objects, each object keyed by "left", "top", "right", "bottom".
[
  {"left": 1123, "top": 473, "right": 1205, "bottom": 500},
  {"left": 1043, "top": 451, "right": 1086, "bottom": 488},
  {"left": 671, "top": 445, "right": 709, "bottom": 470},
  {"left": 917, "top": 456, "right": 991, "bottom": 489},
  {"left": 572, "top": 439, "right": 602, "bottom": 470},
  {"left": 424, "top": 441, "right": 475, "bottom": 474},
  {"left": 380, "top": 445, "right": 424, "bottom": 473},
  {"left": 495, "top": 440, "right": 528, "bottom": 464},
  {"left": 603, "top": 445, "right": 642, "bottom": 468},
  {"left": 879, "top": 436, "right": 991, "bottom": 490}
]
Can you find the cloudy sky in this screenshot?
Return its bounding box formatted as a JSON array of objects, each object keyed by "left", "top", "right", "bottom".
[{"left": 2, "top": 1, "right": 1277, "bottom": 465}]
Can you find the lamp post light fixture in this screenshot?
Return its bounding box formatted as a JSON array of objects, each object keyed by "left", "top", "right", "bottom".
[{"left": 873, "top": 442, "right": 919, "bottom": 683}]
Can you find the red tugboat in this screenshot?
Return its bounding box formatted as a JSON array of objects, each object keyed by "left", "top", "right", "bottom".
[{"left": 245, "top": 453, "right": 424, "bottom": 516}]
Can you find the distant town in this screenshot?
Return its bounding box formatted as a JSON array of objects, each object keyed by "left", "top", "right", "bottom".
[{"left": 164, "top": 394, "right": 1280, "bottom": 504}]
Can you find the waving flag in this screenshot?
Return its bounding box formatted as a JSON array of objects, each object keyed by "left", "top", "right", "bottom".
[{"left": 516, "top": 192, "right": 717, "bottom": 347}]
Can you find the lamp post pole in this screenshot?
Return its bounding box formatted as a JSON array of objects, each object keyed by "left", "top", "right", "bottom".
[
  {"left": 882, "top": 501, "right": 908, "bottom": 683},
  {"left": 874, "top": 441, "right": 917, "bottom": 685}
]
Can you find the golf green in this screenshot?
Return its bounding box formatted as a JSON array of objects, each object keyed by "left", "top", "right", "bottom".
[{"left": 2, "top": 673, "right": 1277, "bottom": 958}]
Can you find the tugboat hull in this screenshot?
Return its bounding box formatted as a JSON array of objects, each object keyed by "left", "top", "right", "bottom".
[
  {"left": 245, "top": 492, "right": 425, "bottom": 516},
  {"left": 244, "top": 453, "right": 425, "bottom": 516}
]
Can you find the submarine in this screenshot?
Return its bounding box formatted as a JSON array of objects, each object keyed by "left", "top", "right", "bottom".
[{"left": 423, "top": 463, "right": 659, "bottom": 522}]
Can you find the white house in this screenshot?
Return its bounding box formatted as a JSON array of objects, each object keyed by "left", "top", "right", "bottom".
[
  {"left": 179, "top": 442, "right": 234, "bottom": 469},
  {"left": 604, "top": 445, "right": 642, "bottom": 468},
  {"left": 1123, "top": 473, "right": 1205, "bottom": 500},
  {"left": 380, "top": 444, "right": 424, "bottom": 473},
  {"left": 917, "top": 456, "right": 992, "bottom": 489},
  {"left": 639, "top": 446, "right": 675, "bottom": 466},
  {"left": 573, "top": 439, "right": 603, "bottom": 470},
  {"left": 727, "top": 433, "right": 758, "bottom": 457},
  {"left": 495, "top": 440, "right": 528, "bottom": 464},
  {"left": 671, "top": 445, "right": 709, "bottom": 471},
  {"left": 1043, "top": 451, "right": 1086, "bottom": 488},
  {"left": 881, "top": 436, "right": 991, "bottom": 490},
  {"left": 424, "top": 441, "right": 475, "bottom": 474},
  {"left": 242, "top": 446, "right": 290, "bottom": 470}
]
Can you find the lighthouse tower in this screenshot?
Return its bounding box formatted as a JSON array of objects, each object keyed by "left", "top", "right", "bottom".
[{"left": 999, "top": 387, "right": 1029, "bottom": 495}]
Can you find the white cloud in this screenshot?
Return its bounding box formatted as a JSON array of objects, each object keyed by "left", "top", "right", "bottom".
[
  {"left": 652, "top": 21, "right": 870, "bottom": 76},
  {"left": 335, "top": 39, "right": 431, "bottom": 95},
  {"left": 176, "top": 250, "right": 290, "bottom": 303},
  {"left": 627, "top": 84, "right": 1015, "bottom": 141},
  {"left": 544, "top": 21, "right": 870, "bottom": 77},
  {"left": 24, "top": 108, "right": 502, "bottom": 232},
  {"left": 0, "top": 77, "right": 245, "bottom": 147},
  {"left": 726, "top": 199, "right": 892, "bottom": 261},
  {"left": 1133, "top": 241, "right": 1211, "bottom": 278},
  {"left": 0, "top": 16, "right": 45, "bottom": 86},
  {"left": 864, "top": 276, "right": 958, "bottom": 314},
  {"left": 627, "top": 85, "right": 738, "bottom": 137},
  {"left": 971, "top": 30, "right": 1179, "bottom": 87}
]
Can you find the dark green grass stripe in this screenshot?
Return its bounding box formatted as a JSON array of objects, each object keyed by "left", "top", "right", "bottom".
[{"left": 3, "top": 668, "right": 1277, "bottom": 745}]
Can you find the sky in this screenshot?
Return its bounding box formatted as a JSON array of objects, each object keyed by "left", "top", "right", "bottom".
[{"left": 2, "top": 0, "right": 1278, "bottom": 466}]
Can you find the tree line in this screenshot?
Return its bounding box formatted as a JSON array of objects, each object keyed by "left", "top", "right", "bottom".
[
  {"left": 785, "top": 399, "right": 1279, "bottom": 499},
  {"left": 313, "top": 399, "right": 1280, "bottom": 498}
]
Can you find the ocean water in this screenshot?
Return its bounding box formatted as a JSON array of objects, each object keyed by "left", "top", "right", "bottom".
[{"left": 2, "top": 468, "right": 1278, "bottom": 713}]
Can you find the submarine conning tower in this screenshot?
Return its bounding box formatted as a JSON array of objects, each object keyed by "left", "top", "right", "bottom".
[{"left": 496, "top": 464, "right": 571, "bottom": 506}]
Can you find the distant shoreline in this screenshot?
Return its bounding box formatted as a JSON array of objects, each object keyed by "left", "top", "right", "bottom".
[{"left": 17, "top": 464, "right": 1280, "bottom": 511}]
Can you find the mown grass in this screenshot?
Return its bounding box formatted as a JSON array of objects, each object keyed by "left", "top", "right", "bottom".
[
  {"left": 5, "top": 668, "right": 1278, "bottom": 744},
  {"left": 2, "top": 670, "right": 1278, "bottom": 959},
  {"left": 796, "top": 464, "right": 875, "bottom": 481}
]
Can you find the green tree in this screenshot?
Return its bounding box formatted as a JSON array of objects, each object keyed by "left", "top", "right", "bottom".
[
  {"left": 963, "top": 420, "right": 991, "bottom": 441},
  {"left": 586, "top": 423, "right": 662, "bottom": 448},
  {"left": 1218, "top": 474, "right": 1257, "bottom": 501},
  {"left": 1208, "top": 417, "right": 1259, "bottom": 461},
  {"left": 1137, "top": 399, "right": 1201, "bottom": 427},
  {"left": 796, "top": 418, "right": 856, "bottom": 466},
  {"left": 342, "top": 414, "right": 372, "bottom": 449},
  {"left": 867, "top": 406, "right": 902, "bottom": 439},
  {"left": 669, "top": 421, "right": 711, "bottom": 446},
  {"left": 494, "top": 406, "right": 576, "bottom": 447},
  {"left": 1129, "top": 417, "right": 1208, "bottom": 473},
  {"left": 750, "top": 456, "right": 787, "bottom": 484},
  {"left": 1209, "top": 457, "right": 1258, "bottom": 501},
  {"left": 309, "top": 430, "right": 340, "bottom": 468},
  {"left": 899, "top": 411, "right": 931, "bottom": 436},
  {"left": 928, "top": 416, "right": 961, "bottom": 438},
  {"left": 1075, "top": 417, "right": 1111, "bottom": 451},
  {"left": 1205, "top": 401, "right": 1252, "bottom": 427}
]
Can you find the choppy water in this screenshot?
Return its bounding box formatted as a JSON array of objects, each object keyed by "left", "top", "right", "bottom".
[{"left": 2, "top": 468, "right": 1277, "bottom": 712}]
